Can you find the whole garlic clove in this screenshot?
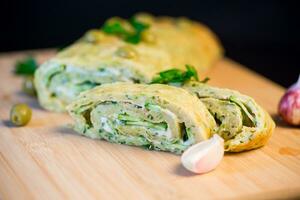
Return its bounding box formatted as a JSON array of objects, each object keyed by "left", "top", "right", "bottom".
[
  {"left": 278, "top": 75, "right": 300, "bottom": 126},
  {"left": 181, "top": 134, "right": 224, "bottom": 174}
]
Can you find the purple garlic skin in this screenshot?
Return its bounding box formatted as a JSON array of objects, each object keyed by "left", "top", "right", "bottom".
[{"left": 278, "top": 75, "right": 300, "bottom": 126}]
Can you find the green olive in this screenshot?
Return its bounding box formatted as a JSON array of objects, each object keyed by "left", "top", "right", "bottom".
[
  {"left": 22, "top": 76, "right": 36, "bottom": 96},
  {"left": 116, "top": 46, "right": 137, "bottom": 59},
  {"left": 141, "top": 30, "right": 156, "bottom": 43},
  {"left": 10, "top": 103, "right": 32, "bottom": 126}
]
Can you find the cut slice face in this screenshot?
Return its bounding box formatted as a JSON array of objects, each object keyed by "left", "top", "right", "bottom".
[
  {"left": 200, "top": 98, "right": 243, "bottom": 140},
  {"left": 67, "top": 83, "right": 216, "bottom": 154},
  {"left": 34, "top": 61, "right": 146, "bottom": 112},
  {"left": 91, "top": 101, "right": 180, "bottom": 140},
  {"left": 183, "top": 81, "right": 275, "bottom": 152}
]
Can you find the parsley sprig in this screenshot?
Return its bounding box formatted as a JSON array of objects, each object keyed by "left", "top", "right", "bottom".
[
  {"left": 102, "top": 17, "right": 149, "bottom": 44},
  {"left": 151, "top": 64, "right": 209, "bottom": 85},
  {"left": 14, "top": 57, "right": 38, "bottom": 75}
]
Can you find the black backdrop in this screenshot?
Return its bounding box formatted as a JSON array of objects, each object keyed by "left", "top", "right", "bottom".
[{"left": 1, "top": 0, "right": 299, "bottom": 87}]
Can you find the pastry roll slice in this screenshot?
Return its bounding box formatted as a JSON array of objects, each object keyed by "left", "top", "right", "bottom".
[
  {"left": 183, "top": 81, "right": 275, "bottom": 152},
  {"left": 35, "top": 13, "right": 223, "bottom": 112},
  {"left": 67, "top": 83, "right": 216, "bottom": 154}
]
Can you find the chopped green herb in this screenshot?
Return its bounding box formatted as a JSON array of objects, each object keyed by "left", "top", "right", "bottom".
[
  {"left": 15, "top": 57, "right": 38, "bottom": 75},
  {"left": 125, "top": 121, "right": 167, "bottom": 131},
  {"left": 102, "top": 21, "right": 130, "bottom": 37},
  {"left": 200, "top": 77, "right": 210, "bottom": 83},
  {"left": 129, "top": 18, "right": 149, "bottom": 32},
  {"left": 151, "top": 64, "right": 209, "bottom": 85},
  {"left": 118, "top": 113, "right": 167, "bottom": 131},
  {"left": 145, "top": 103, "right": 161, "bottom": 112},
  {"left": 142, "top": 144, "right": 154, "bottom": 150},
  {"left": 118, "top": 113, "right": 140, "bottom": 122},
  {"left": 102, "top": 17, "right": 149, "bottom": 44},
  {"left": 185, "top": 64, "right": 199, "bottom": 81}
]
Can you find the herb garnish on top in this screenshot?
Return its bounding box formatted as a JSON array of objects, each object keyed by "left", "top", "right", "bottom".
[
  {"left": 102, "top": 17, "right": 149, "bottom": 44},
  {"left": 151, "top": 64, "right": 209, "bottom": 85}
]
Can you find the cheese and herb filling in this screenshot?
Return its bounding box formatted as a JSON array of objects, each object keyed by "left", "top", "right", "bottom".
[
  {"left": 67, "top": 83, "right": 216, "bottom": 154},
  {"left": 183, "top": 81, "right": 275, "bottom": 152}
]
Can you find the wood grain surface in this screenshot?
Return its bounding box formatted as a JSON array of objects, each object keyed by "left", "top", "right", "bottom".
[{"left": 0, "top": 50, "right": 299, "bottom": 200}]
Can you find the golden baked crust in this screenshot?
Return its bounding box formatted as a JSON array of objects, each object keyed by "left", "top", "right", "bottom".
[{"left": 34, "top": 13, "right": 223, "bottom": 112}]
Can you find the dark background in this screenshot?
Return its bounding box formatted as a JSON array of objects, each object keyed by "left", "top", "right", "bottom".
[{"left": 1, "top": 0, "right": 299, "bottom": 87}]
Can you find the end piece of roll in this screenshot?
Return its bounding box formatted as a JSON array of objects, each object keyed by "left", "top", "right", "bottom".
[{"left": 183, "top": 81, "right": 275, "bottom": 152}]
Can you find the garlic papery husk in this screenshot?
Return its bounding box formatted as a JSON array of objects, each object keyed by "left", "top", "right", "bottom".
[
  {"left": 278, "top": 75, "right": 300, "bottom": 126},
  {"left": 181, "top": 134, "right": 224, "bottom": 174}
]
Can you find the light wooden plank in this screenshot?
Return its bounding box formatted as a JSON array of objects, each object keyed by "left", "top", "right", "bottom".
[{"left": 0, "top": 50, "right": 299, "bottom": 200}]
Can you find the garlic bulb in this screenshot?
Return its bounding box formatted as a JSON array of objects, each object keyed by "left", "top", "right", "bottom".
[
  {"left": 181, "top": 134, "right": 224, "bottom": 174},
  {"left": 278, "top": 75, "right": 300, "bottom": 126}
]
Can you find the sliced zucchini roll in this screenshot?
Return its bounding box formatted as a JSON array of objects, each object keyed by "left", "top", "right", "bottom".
[
  {"left": 67, "top": 83, "right": 216, "bottom": 154},
  {"left": 35, "top": 13, "right": 223, "bottom": 112},
  {"left": 183, "top": 81, "right": 275, "bottom": 152}
]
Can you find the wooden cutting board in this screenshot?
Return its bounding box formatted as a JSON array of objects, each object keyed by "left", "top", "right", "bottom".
[{"left": 0, "top": 50, "right": 299, "bottom": 200}]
